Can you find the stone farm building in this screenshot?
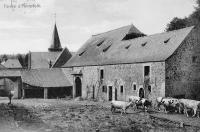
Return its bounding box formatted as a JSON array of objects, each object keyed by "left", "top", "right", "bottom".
[
  {"left": 1, "top": 23, "right": 200, "bottom": 102},
  {"left": 60, "top": 24, "right": 200, "bottom": 103}
]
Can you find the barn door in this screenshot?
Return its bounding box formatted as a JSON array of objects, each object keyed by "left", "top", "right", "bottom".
[
  {"left": 139, "top": 88, "right": 144, "bottom": 98},
  {"left": 75, "top": 77, "right": 82, "bottom": 97}
]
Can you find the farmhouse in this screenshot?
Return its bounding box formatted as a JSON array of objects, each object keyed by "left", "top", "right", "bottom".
[{"left": 60, "top": 24, "right": 200, "bottom": 103}]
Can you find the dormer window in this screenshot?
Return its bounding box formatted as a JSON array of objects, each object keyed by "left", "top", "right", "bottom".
[
  {"left": 164, "top": 38, "right": 170, "bottom": 44},
  {"left": 103, "top": 45, "right": 112, "bottom": 52},
  {"left": 122, "top": 33, "right": 145, "bottom": 40},
  {"left": 79, "top": 51, "right": 86, "bottom": 56},
  {"left": 141, "top": 42, "right": 147, "bottom": 47},
  {"left": 125, "top": 45, "right": 131, "bottom": 49},
  {"left": 97, "top": 40, "right": 104, "bottom": 47}
]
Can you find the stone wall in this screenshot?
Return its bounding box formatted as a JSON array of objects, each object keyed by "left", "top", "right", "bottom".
[
  {"left": 3, "top": 78, "right": 22, "bottom": 99},
  {"left": 63, "top": 61, "right": 165, "bottom": 103},
  {"left": 165, "top": 26, "right": 200, "bottom": 100}
]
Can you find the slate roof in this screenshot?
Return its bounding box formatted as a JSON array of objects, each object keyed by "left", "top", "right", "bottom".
[
  {"left": 63, "top": 25, "right": 194, "bottom": 67},
  {"left": 0, "top": 79, "right": 4, "bottom": 86},
  {"left": 21, "top": 68, "right": 72, "bottom": 88},
  {"left": 30, "top": 52, "right": 61, "bottom": 69},
  {"left": 0, "top": 69, "right": 21, "bottom": 77},
  {"left": 0, "top": 64, "right": 6, "bottom": 69},
  {"left": 52, "top": 48, "right": 72, "bottom": 68},
  {"left": 3, "top": 58, "right": 22, "bottom": 69},
  {"left": 48, "top": 23, "right": 63, "bottom": 52}
]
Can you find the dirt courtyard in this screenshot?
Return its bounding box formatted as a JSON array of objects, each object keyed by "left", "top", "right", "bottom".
[{"left": 0, "top": 98, "right": 200, "bottom": 132}]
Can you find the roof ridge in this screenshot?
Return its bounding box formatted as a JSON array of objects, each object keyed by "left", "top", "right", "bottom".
[
  {"left": 148, "top": 26, "right": 194, "bottom": 37},
  {"left": 92, "top": 24, "right": 133, "bottom": 36},
  {"left": 122, "top": 26, "right": 194, "bottom": 42}
]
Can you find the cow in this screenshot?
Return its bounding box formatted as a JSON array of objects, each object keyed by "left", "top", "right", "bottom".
[
  {"left": 111, "top": 100, "right": 134, "bottom": 114},
  {"left": 135, "top": 98, "right": 152, "bottom": 111},
  {"left": 179, "top": 99, "right": 200, "bottom": 118},
  {"left": 156, "top": 97, "right": 179, "bottom": 113}
]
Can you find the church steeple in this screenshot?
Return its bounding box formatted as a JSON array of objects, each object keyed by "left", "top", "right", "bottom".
[{"left": 48, "top": 23, "right": 63, "bottom": 52}]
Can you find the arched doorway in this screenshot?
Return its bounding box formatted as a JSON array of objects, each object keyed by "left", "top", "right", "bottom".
[
  {"left": 139, "top": 88, "right": 144, "bottom": 98},
  {"left": 75, "top": 77, "right": 82, "bottom": 97}
]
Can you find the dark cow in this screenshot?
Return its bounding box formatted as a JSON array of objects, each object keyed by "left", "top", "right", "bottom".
[{"left": 136, "top": 98, "right": 152, "bottom": 111}]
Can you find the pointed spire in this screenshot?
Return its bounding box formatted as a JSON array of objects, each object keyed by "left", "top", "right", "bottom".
[{"left": 48, "top": 23, "right": 63, "bottom": 52}]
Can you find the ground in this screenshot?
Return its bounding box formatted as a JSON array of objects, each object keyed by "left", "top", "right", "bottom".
[{"left": 0, "top": 98, "right": 200, "bottom": 132}]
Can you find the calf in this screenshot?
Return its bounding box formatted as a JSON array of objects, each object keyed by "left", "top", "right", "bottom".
[
  {"left": 111, "top": 100, "right": 134, "bottom": 114},
  {"left": 179, "top": 99, "right": 200, "bottom": 118}
]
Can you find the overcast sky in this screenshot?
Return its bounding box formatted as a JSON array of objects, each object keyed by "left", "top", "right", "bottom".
[{"left": 0, "top": 0, "right": 196, "bottom": 54}]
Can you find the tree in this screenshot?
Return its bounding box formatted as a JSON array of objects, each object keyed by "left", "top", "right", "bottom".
[
  {"left": 2, "top": 54, "right": 8, "bottom": 62},
  {"left": 166, "top": 17, "right": 189, "bottom": 31},
  {"left": 24, "top": 53, "right": 29, "bottom": 68},
  {"left": 166, "top": 0, "right": 200, "bottom": 31},
  {"left": 17, "top": 54, "right": 24, "bottom": 67}
]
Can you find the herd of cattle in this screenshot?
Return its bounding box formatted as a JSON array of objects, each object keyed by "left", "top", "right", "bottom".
[{"left": 111, "top": 96, "right": 200, "bottom": 118}]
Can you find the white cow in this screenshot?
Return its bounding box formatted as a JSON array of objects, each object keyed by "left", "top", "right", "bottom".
[
  {"left": 179, "top": 99, "right": 200, "bottom": 118},
  {"left": 111, "top": 100, "right": 134, "bottom": 114}
]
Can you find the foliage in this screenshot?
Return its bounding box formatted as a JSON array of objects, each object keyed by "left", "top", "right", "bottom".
[
  {"left": 0, "top": 53, "right": 28, "bottom": 68},
  {"left": 166, "top": 0, "right": 200, "bottom": 31},
  {"left": 166, "top": 17, "right": 189, "bottom": 31}
]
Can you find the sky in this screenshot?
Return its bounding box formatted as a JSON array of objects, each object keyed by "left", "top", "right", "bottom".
[{"left": 0, "top": 0, "right": 196, "bottom": 54}]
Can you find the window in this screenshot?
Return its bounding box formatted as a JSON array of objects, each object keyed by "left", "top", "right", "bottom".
[
  {"left": 192, "top": 56, "right": 197, "bottom": 63},
  {"left": 148, "top": 85, "right": 151, "bottom": 93},
  {"left": 133, "top": 84, "right": 136, "bottom": 91},
  {"left": 120, "top": 85, "right": 124, "bottom": 93},
  {"left": 100, "top": 69, "right": 104, "bottom": 80},
  {"left": 102, "top": 85, "right": 107, "bottom": 93},
  {"left": 144, "top": 66, "right": 150, "bottom": 76}
]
